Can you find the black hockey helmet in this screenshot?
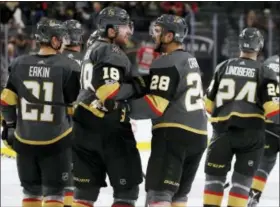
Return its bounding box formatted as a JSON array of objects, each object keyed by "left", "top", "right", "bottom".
[
  {"left": 152, "top": 14, "right": 188, "bottom": 43},
  {"left": 35, "top": 18, "right": 68, "bottom": 45},
  {"left": 239, "top": 27, "right": 264, "bottom": 53},
  {"left": 87, "top": 30, "right": 100, "bottom": 48},
  {"left": 63, "top": 19, "right": 84, "bottom": 46},
  {"left": 96, "top": 6, "right": 133, "bottom": 37}
]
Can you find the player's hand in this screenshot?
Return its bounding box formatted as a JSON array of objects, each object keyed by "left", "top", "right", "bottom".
[
  {"left": 1, "top": 120, "right": 15, "bottom": 149},
  {"left": 119, "top": 101, "right": 131, "bottom": 123},
  {"left": 131, "top": 76, "right": 149, "bottom": 98},
  {"left": 90, "top": 99, "right": 109, "bottom": 112},
  {"left": 103, "top": 99, "right": 131, "bottom": 122}
]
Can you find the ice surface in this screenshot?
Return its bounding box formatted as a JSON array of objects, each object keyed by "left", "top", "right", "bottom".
[
  {"left": 1, "top": 121, "right": 279, "bottom": 206},
  {"left": 1, "top": 151, "right": 279, "bottom": 206}
]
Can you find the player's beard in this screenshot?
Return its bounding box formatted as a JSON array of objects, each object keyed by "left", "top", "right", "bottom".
[
  {"left": 153, "top": 34, "right": 165, "bottom": 53},
  {"left": 115, "top": 25, "right": 132, "bottom": 47},
  {"left": 154, "top": 42, "right": 163, "bottom": 53},
  {"left": 154, "top": 40, "right": 168, "bottom": 53}
]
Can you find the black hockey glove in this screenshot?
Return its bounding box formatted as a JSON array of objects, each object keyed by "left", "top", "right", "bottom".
[
  {"left": 104, "top": 99, "right": 131, "bottom": 123},
  {"left": 131, "top": 76, "right": 149, "bottom": 98},
  {"left": 1, "top": 120, "right": 16, "bottom": 149}
]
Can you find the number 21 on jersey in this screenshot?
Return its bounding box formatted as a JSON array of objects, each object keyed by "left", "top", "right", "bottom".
[{"left": 21, "top": 81, "right": 54, "bottom": 122}]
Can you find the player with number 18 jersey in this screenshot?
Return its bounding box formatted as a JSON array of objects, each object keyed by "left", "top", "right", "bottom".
[{"left": 71, "top": 7, "right": 143, "bottom": 207}]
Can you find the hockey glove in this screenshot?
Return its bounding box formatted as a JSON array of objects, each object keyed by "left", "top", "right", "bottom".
[
  {"left": 131, "top": 76, "right": 149, "bottom": 98},
  {"left": 104, "top": 99, "right": 131, "bottom": 123},
  {"left": 119, "top": 100, "right": 131, "bottom": 123},
  {"left": 1, "top": 120, "right": 16, "bottom": 149}
]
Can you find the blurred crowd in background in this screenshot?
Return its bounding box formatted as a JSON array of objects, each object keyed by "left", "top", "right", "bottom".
[{"left": 1, "top": 1, "right": 280, "bottom": 89}]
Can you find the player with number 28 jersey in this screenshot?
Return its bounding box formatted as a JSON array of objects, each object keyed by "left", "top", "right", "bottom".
[{"left": 125, "top": 14, "right": 208, "bottom": 207}]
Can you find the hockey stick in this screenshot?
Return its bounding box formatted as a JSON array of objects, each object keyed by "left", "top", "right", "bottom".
[{"left": 265, "top": 129, "right": 280, "bottom": 139}]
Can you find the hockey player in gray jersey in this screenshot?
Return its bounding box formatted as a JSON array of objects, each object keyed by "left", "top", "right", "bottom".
[
  {"left": 86, "top": 30, "right": 100, "bottom": 48},
  {"left": 0, "top": 18, "right": 80, "bottom": 207},
  {"left": 248, "top": 55, "right": 280, "bottom": 207},
  {"left": 106, "top": 14, "right": 208, "bottom": 207},
  {"left": 71, "top": 7, "right": 143, "bottom": 207},
  {"left": 203, "top": 28, "right": 279, "bottom": 207},
  {"left": 63, "top": 19, "right": 84, "bottom": 67},
  {"left": 62, "top": 18, "right": 84, "bottom": 207}
]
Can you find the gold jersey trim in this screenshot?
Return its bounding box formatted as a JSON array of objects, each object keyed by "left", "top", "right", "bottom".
[
  {"left": 153, "top": 122, "right": 208, "bottom": 135},
  {"left": 209, "top": 112, "right": 265, "bottom": 123},
  {"left": 14, "top": 127, "right": 72, "bottom": 145}
]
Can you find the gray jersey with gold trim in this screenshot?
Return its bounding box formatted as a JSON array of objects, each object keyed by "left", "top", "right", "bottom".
[
  {"left": 204, "top": 57, "right": 279, "bottom": 132},
  {"left": 0, "top": 54, "right": 80, "bottom": 144},
  {"left": 74, "top": 39, "right": 136, "bottom": 126},
  {"left": 129, "top": 50, "right": 208, "bottom": 135},
  {"left": 63, "top": 49, "right": 83, "bottom": 68},
  {"left": 264, "top": 55, "right": 280, "bottom": 130}
]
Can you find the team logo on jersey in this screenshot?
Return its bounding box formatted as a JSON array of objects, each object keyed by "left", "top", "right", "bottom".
[
  {"left": 112, "top": 45, "right": 121, "bottom": 54},
  {"left": 268, "top": 63, "right": 279, "bottom": 72},
  {"left": 37, "top": 60, "right": 45, "bottom": 65}
]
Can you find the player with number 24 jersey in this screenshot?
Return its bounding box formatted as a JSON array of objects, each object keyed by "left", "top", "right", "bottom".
[{"left": 202, "top": 28, "right": 279, "bottom": 207}]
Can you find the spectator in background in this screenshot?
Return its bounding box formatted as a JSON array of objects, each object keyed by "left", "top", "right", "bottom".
[
  {"left": 145, "top": 2, "right": 160, "bottom": 17},
  {"left": 88, "top": 2, "right": 103, "bottom": 30},
  {"left": 14, "top": 33, "right": 30, "bottom": 56},
  {"left": 0, "top": 2, "right": 14, "bottom": 24},
  {"left": 160, "top": 2, "right": 198, "bottom": 16},
  {"left": 0, "top": 59, "right": 8, "bottom": 93},
  {"left": 7, "top": 43, "right": 16, "bottom": 66},
  {"left": 5, "top": 2, "right": 25, "bottom": 31}
]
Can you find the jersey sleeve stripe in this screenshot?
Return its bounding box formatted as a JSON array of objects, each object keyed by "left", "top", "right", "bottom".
[
  {"left": 263, "top": 101, "right": 280, "bottom": 118},
  {"left": 0, "top": 89, "right": 18, "bottom": 106},
  {"left": 96, "top": 82, "right": 120, "bottom": 103},
  {"left": 144, "top": 94, "right": 169, "bottom": 116},
  {"left": 266, "top": 110, "right": 280, "bottom": 118},
  {"left": 67, "top": 107, "right": 74, "bottom": 116},
  {"left": 204, "top": 97, "right": 214, "bottom": 114}
]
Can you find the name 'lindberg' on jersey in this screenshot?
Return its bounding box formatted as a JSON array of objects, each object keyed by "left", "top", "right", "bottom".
[{"left": 225, "top": 65, "right": 255, "bottom": 78}]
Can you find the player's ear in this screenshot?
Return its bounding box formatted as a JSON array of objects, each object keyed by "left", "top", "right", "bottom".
[
  {"left": 51, "top": 36, "right": 60, "bottom": 49},
  {"left": 164, "top": 31, "right": 174, "bottom": 44},
  {"left": 107, "top": 27, "right": 116, "bottom": 39}
]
